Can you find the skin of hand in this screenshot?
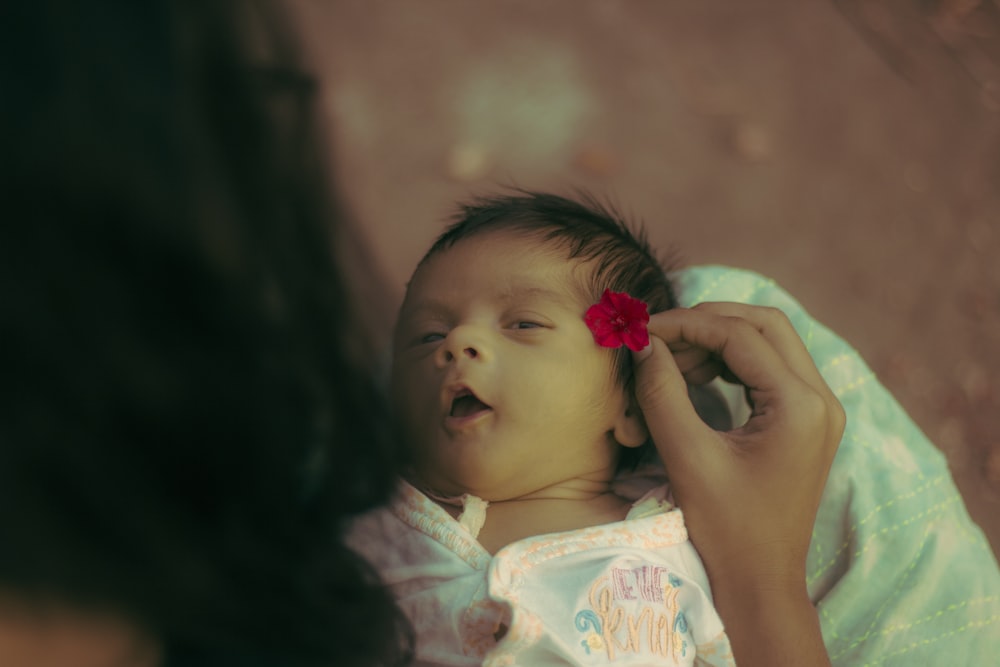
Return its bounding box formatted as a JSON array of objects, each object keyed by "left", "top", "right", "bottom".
[{"left": 631, "top": 302, "right": 845, "bottom": 667}]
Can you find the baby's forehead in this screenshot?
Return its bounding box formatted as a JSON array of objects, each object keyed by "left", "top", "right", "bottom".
[
  {"left": 415, "top": 228, "right": 588, "bottom": 278},
  {"left": 402, "top": 235, "right": 596, "bottom": 311}
]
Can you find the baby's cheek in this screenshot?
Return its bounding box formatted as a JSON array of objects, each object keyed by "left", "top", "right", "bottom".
[
  {"left": 390, "top": 369, "right": 423, "bottom": 411},
  {"left": 398, "top": 389, "right": 438, "bottom": 442}
]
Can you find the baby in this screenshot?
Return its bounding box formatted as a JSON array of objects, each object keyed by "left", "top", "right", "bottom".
[{"left": 349, "top": 191, "right": 734, "bottom": 666}]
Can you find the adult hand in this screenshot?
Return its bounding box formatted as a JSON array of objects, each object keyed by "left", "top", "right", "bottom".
[{"left": 632, "top": 302, "right": 845, "bottom": 667}]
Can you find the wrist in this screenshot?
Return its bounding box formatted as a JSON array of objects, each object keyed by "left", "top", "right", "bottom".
[{"left": 711, "top": 574, "right": 831, "bottom": 667}]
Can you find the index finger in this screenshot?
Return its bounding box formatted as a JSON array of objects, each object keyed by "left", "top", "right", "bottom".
[
  {"left": 641, "top": 307, "right": 802, "bottom": 394},
  {"left": 689, "top": 302, "right": 830, "bottom": 398}
]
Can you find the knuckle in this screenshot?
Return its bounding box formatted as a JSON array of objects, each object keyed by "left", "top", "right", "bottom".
[
  {"left": 787, "top": 385, "right": 827, "bottom": 422},
  {"left": 690, "top": 301, "right": 717, "bottom": 312},
  {"left": 724, "top": 316, "right": 755, "bottom": 335},
  {"left": 760, "top": 305, "right": 792, "bottom": 329},
  {"left": 787, "top": 387, "right": 846, "bottom": 450},
  {"left": 829, "top": 395, "right": 847, "bottom": 435}
]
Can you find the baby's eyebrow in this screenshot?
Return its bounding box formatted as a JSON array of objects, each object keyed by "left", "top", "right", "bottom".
[
  {"left": 498, "top": 285, "right": 565, "bottom": 303},
  {"left": 397, "top": 299, "right": 451, "bottom": 322},
  {"left": 397, "top": 285, "right": 569, "bottom": 324}
]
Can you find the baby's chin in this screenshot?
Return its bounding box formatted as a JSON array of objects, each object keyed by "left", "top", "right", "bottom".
[
  {"left": 406, "top": 468, "right": 472, "bottom": 500},
  {"left": 416, "top": 461, "right": 617, "bottom": 501},
  {"left": 411, "top": 475, "right": 512, "bottom": 504},
  {"left": 407, "top": 453, "right": 502, "bottom": 497}
]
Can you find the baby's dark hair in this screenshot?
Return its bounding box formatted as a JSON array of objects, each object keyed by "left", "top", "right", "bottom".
[{"left": 420, "top": 189, "right": 680, "bottom": 469}]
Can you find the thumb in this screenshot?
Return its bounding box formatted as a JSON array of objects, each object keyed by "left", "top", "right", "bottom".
[{"left": 632, "top": 335, "right": 712, "bottom": 465}]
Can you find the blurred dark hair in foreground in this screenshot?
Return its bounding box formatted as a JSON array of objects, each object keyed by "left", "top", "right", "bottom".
[{"left": 0, "top": 1, "right": 411, "bottom": 665}]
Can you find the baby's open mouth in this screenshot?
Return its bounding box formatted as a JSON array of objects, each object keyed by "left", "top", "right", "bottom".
[{"left": 450, "top": 389, "right": 492, "bottom": 418}]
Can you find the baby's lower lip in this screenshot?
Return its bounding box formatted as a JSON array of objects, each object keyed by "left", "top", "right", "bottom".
[{"left": 444, "top": 407, "right": 493, "bottom": 428}]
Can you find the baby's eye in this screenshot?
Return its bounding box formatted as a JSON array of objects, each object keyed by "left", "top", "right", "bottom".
[
  {"left": 513, "top": 321, "right": 544, "bottom": 330},
  {"left": 419, "top": 332, "right": 446, "bottom": 344}
]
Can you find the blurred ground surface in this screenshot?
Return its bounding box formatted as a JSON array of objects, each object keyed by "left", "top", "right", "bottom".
[{"left": 290, "top": 0, "right": 1000, "bottom": 556}]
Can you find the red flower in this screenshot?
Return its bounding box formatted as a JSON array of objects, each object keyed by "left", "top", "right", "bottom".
[{"left": 584, "top": 289, "right": 650, "bottom": 351}]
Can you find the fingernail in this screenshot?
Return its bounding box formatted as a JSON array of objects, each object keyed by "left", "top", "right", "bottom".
[{"left": 632, "top": 341, "right": 653, "bottom": 363}]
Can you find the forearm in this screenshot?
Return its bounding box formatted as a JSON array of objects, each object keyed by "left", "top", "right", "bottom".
[{"left": 713, "top": 578, "right": 831, "bottom": 667}]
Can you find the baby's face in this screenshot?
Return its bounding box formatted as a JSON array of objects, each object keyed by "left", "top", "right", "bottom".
[{"left": 391, "top": 230, "right": 632, "bottom": 501}]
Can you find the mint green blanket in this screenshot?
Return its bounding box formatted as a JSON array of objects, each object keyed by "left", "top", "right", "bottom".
[{"left": 676, "top": 266, "right": 1000, "bottom": 665}]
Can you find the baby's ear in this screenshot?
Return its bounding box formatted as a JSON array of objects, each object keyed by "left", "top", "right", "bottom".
[{"left": 614, "top": 400, "right": 648, "bottom": 448}]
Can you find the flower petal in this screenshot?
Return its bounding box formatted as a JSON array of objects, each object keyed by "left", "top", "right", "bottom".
[
  {"left": 621, "top": 326, "right": 649, "bottom": 351},
  {"left": 583, "top": 289, "right": 650, "bottom": 350},
  {"left": 595, "top": 333, "right": 624, "bottom": 348}
]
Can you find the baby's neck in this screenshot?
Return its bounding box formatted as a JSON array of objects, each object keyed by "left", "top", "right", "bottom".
[{"left": 440, "top": 490, "right": 633, "bottom": 555}]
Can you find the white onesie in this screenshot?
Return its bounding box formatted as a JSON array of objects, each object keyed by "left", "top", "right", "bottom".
[{"left": 347, "top": 480, "right": 734, "bottom": 666}]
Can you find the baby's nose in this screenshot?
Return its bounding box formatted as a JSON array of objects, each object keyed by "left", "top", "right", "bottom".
[{"left": 434, "top": 327, "right": 488, "bottom": 366}]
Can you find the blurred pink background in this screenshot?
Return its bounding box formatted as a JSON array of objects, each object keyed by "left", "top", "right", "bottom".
[{"left": 290, "top": 0, "right": 999, "bottom": 554}]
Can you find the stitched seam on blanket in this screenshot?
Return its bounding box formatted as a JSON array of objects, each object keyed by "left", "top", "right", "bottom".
[
  {"left": 832, "top": 372, "right": 877, "bottom": 397},
  {"left": 807, "top": 475, "right": 951, "bottom": 584},
  {"left": 845, "top": 432, "right": 921, "bottom": 473},
  {"left": 874, "top": 596, "right": 1000, "bottom": 635},
  {"left": 813, "top": 494, "right": 961, "bottom": 586},
  {"left": 829, "top": 524, "right": 932, "bottom": 660},
  {"left": 687, "top": 272, "right": 732, "bottom": 304},
  {"left": 820, "top": 353, "right": 854, "bottom": 372},
  {"left": 820, "top": 604, "right": 843, "bottom": 645},
  {"left": 857, "top": 614, "right": 1000, "bottom": 666},
  {"left": 820, "top": 352, "right": 880, "bottom": 399},
  {"left": 737, "top": 278, "right": 775, "bottom": 304},
  {"left": 820, "top": 595, "right": 1000, "bottom": 648},
  {"left": 811, "top": 526, "right": 823, "bottom": 563},
  {"left": 842, "top": 432, "right": 928, "bottom": 484},
  {"left": 686, "top": 274, "right": 775, "bottom": 306}
]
